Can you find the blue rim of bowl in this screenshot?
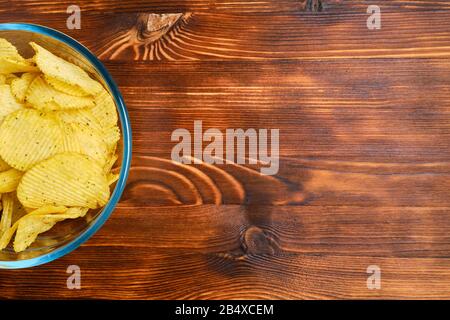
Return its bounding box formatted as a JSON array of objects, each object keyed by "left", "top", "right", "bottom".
[{"left": 0, "top": 23, "right": 132, "bottom": 269}]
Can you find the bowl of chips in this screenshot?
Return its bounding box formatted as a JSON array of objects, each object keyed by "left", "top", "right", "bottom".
[{"left": 0, "top": 23, "right": 132, "bottom": 268}]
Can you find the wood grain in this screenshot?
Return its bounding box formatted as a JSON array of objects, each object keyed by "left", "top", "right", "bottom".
[{"left": 1, "top": 0, "right": 450, "bottom": 300}]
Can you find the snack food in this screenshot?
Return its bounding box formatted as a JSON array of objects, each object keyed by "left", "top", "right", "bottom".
[{"left": 0, "top": 38, "right": 120, "bottom": 252}]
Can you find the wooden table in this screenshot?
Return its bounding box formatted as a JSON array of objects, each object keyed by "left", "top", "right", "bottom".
[{"left": 2, "top": 0, "right": 450, "bottom": 299}]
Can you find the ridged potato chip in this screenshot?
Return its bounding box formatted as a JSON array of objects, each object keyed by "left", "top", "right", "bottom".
[
  {"left": 104, "top": 153, "right": 118, "bottom": 174},
  {"left": 58, "top": 109, "right": 119, "bottom": 164},
  {"left": 0, "top": 84, "right": 25, "bottom": 122},
  {"left": 31, "top": 42, "right": 103, "bottom": 95},
  {"left": 91, "top": 88, "right": 118, "bottom": 129},
  {"left": 13, "top": 206, "right": 88, "bottom": 252},
  {"left": 0, "top": 169, "right": 22, "bottom": 193},
  {"left": 0, "top": 109, "right": 63, "bottom": 171},
  {"left": 4, "top": 73, "right": 18, "bottom": 85},
  {"left": 107, "top": 173, "right": 119, "bottom": 185},
  {"left": 0, "top": 205, "right": 67, "bottom": 250},
  {"left": 0, "top": 156, "right": 10, "bottom": 172},
  {"left": 17, "top": 152, "right": 110, "bottom": 209},
  {"left": 10, "top": 72, "right": 36, "bottom": 103},
  {"left": 0, "top": 193, "right": 14, "bottom": 236},
  {"left": 45, "top": 75, "right": 90, "bottom": 97},
  {"left": 0, "top": 38, "right": 25, "bottom": 60},
  {"left": 62, "top": 123, "right": 109, "bottom": 167},
  {"left": 57, "top": 108, "right": 103, "bottom": 132},
  {"left": 0, "top": 58, "right": 39, "bottom": 74},
  {"left": 26, "top": 76, "right": 95, "bottom": 111}
]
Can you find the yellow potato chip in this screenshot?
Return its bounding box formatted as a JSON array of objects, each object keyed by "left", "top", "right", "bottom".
[
  {"left": 0, "top": 169, "right": 22, "bottom": 193},
  {"left": 10, "top": 72, "right": 36, "bottom": 103},
  {"left": 45, "top": 75, "right": 90, "bottom": 97},
  {"left": 10, "top": 193, "right": 27, "bottom": 224},
  {"left": 31, "top": 42, "right": 103, "bottom": 95},
  {"left": 4, "top": 73, "right": 18, "bottom": 84},
  {"left": 0, "top": 156, "right": 10, "bottom": 172},
  {"left": 62, "top": 123, "right": 109, "bottom": 167},
  {"left": 0, "top": 193, "right": 14, "bottom": 236},
  {"left": 104, "top": 153, "right": 118, "bottom": 174},
  {"left": 0, "top": 38, "right": 24, "bottom": 60},
  {"left": 0, "top": 109, "right": 63, "bottom": 171},
  {"left": 26, "top": 76, "right": 95, "bottom": 111},
  {"left": 91, "top": 88, "right": 118, "bottom": 129},
  {"left": 0, "top": 74, "right": 6, "bottom": 84},
  {"left": 0, "top": 57, "right": 39, "bottom": 74},
  {"left": 107, "top": 173, "right": 119, "bottom": 185},
  {"left": 102, "top": 125, "right": 121, "bottom": 153},
  {"left": 17, "top": 153, "right": 110, "bottom": 209},
  {"left": 57, "top": 108, "right": 102, "bottom": 132},
  {"left": 0, "top": 84, "right": 25, "bottom": 122},
  {"left": 13, "top": 206, "right": 88, "bottom": 252},
  {"left": 0, "top": 205, "right": 67, "bottom": 250}
]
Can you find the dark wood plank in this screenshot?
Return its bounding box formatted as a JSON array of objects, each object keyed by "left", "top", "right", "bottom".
[
  {"left": 123, "top": 155, "right": 450, "bottom": 207},
  {"left": 103, "top": 59, "right": 450, "bottom": 163},
  {"left": 2, "top": 7, "right": 450, "bottom": 60},
  {"left": 3, "top": 203, "right": 450, "bottom": 299},
  {"left": 2, "top": 247, "right": 450, "bottom": 299}
]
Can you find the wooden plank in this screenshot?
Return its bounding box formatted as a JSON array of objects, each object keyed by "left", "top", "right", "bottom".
[
  {"left": 2, "top": 8, "right": 450, "bottom": 60},
  {"left": 0, "top": 0, "right": 340, "bottom": 14},
  {"left": 2, "top": 0, "right": 449, "bottom": 14},
  {"left": 124, "top": 155, "right": 450, "bottom": 206},
  {"left": 1, "top": 247, "right": 450, "bottom": 299},
  {"left": 90, "top": 205, "right": 450, "bottom": 258},
  {"left": 101, "top": 59, "right": 450, "bottom": 163}
]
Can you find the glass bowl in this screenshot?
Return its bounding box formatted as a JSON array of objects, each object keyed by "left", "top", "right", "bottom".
[{"left": 0, "top": 23, "right": 132, "bottom": 269}]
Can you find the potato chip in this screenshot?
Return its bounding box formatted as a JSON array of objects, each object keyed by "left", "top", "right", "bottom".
[
  {"left": 10, "top": 193, "right": 27, "bottom": 224},
  {"left": 91, "top": 88, "right": 118, "bottom": 129},
  {"left": 103, "top": 125, "right": 121, "bottom": 153},
  {"left": 26, "top": 76, "right": 95, "bottom": 111},
  {"left": 0, "top": 193, "right": 14, "bottom": 236},
  {"left": 10, "top": 72, "right": 36, "bottom": 103},
  {"left": 13, "top": 206, "right": 88, "bottom": 252},
  {"left": 0, "top": 156, "right": 10, "bottom": 172},
  {"left": 104, "top": 153, "right": 118, "bottom": 174},
  {"left": 17, "top": 152, "right": 110, "bottom": 209},
  {"left": 58, "top": 109, "right": 118, "bottom": 162},
  {"left": 0, "top": 38, "right": 25, "bottom": 60},
  {"left": 45, "top": 75, "right": 90, "bottom": 97},
  {"left": 31, "top": 42, "right": 103, "bottom": 95},
  {"left": 4, "top": 73, "right": 18, "bottom": 85},
  {"left": 0, "top": 109, "right": 63, "bottom": 171},
  {"left": 0, "top": 169, "right": 22, "bottom": 193},
  {"left": 62, "top": 123, "right": 109, "bottom": 167},
  {"left": 0, "top": 84, "right": 25, "bottom": 123},
  {"left": 57, "top": 108, "right": 102, "bottom": 132},
  {"left": 0, "top": 74, "right": 6, "bottom": 84},
  {"left": 0, "top": 57, "right": 39, "bottom": 74},
  {"left": 0, "top": 205, "right": 67, "bottom": 250},
  {"left": 107, "top": 173, "right": 119, "bottom": 185}
]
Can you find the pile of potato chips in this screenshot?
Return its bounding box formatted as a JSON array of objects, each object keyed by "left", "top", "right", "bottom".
[{"left": 0, "top": 38, "right": 120, "bottom": 252}]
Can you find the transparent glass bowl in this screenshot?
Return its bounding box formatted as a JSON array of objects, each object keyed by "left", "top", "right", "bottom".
[{"left": 0, "top": 23, "right": 132, "bottom": 269}]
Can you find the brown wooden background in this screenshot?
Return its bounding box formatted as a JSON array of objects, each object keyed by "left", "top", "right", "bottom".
[{"left": 2, "top": 0, "right": 450, "bottom": 299}]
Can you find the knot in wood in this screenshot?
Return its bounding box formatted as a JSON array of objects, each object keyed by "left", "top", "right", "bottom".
[{"left": 241, "top": 226, "right": 278, "bottom": 255}]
